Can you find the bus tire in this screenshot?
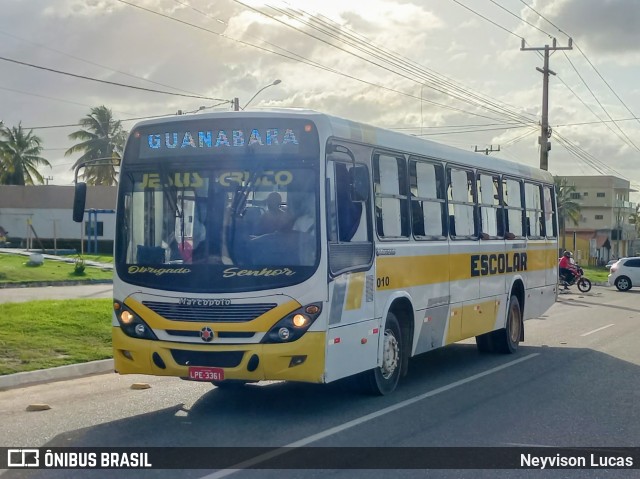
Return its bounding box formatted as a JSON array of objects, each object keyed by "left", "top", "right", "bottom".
[
  {"left": 360, "top": 312, "right": 402, "bottom": 395},
  {"left": 493, "top": 295, "right": 522, "bottom": 354}
]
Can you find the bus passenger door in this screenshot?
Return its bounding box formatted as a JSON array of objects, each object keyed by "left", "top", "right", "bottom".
[
  {"left": 324, "top": 158, "right": 377, "bottom": 382},
  {"left": 446, "top": 167, "right": 480, "bottom": 343}
]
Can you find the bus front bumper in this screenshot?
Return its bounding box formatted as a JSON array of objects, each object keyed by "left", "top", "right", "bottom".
[{"left": 112, "top": 327, "right": 326, "bottom": 383}]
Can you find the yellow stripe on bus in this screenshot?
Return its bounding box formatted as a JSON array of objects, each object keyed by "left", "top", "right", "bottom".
[
  {"left": 376, "top": 248, "right": 557, "bottom": 290},
  {"left": 445, "top": 299, "right": 499, "bottom": 344},
  {"left": 344, "top": 272, "right": 365, "bottom": 311}
]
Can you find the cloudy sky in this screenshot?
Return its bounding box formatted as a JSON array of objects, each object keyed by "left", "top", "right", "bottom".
[{"left": 2, "top": 0, "right": 640, "bottom": 195}]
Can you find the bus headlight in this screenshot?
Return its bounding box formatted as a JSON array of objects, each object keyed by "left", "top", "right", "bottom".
[
  {"left": 261, "top": 303, "right": 322, "bottom": 343},
  {"left": 114, "top": 300, "right": 157, "bottom": 340}
]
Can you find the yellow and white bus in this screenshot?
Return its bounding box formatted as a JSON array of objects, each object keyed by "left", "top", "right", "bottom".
[{"left": 74, "top": 109, "right": 558, "bottom": 395}]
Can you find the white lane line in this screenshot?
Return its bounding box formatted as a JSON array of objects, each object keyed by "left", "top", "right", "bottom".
[
  {"left": 199, "top": 353, "right": 540, "bottom": 479},
  {"left": 580, "top": 324, "right": 615, "bottom": 337}
]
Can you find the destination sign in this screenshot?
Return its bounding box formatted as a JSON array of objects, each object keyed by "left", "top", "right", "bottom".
[{"left": 135, "top": 120, "right": 315, "bottom": 159}]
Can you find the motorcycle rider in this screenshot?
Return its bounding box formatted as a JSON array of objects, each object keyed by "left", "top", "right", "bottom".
[{"left": 559, "top": 251, "right": 578, "bottom": 289}]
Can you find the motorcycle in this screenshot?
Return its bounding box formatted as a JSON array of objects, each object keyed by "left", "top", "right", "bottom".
[{"left": 560, "top": 265, "right": 592, "bottom": 293}]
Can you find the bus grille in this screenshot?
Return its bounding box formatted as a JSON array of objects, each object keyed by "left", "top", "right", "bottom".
[
  {"left": 142, "top": 301, "right": 277, "bottom": 322},
  {"left": 170, "top": 350, "right": 244, "bottom": 368}
]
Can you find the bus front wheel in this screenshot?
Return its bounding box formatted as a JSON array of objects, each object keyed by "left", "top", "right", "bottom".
[{"left": 360, "top": 312, "right": 402, "bottom": 395}]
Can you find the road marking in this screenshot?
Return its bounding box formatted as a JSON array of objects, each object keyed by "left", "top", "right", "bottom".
[
  {"left": 580, "top": 324, "right": 615, "bottom": 337},
  {"left": 199, "top": 353, "right": 539, "bottom": 479}
]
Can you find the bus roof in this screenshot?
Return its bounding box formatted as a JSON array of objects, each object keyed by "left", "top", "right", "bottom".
[{"left": 131, "top": 108, "right": 553, "bottom": 184}]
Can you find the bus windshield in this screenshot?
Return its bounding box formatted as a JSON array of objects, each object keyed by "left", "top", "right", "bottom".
[{"left": 115, "top": 118, "right": 320, "bottom": 293}]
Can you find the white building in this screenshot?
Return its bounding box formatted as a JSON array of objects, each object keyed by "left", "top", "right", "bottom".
[
  {"left": 557, "top": 176, "right": 636, "bottom": 264},
  {"left": 0, "top": 185, "right": 116, "bottom": 251}
]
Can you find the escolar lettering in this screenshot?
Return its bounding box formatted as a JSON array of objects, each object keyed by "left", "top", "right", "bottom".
[{"left": 470, "top": 252, "right": 527, "bottom": 277}]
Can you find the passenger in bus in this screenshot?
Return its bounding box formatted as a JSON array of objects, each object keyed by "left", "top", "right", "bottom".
[
  {"left": 291, "top": 195, "right": 315, "bottom": 234},
  {"left": 257, "top": 192, "right": 291, "bottom": 234}
]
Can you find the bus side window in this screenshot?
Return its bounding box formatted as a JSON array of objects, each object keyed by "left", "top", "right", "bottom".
[
  {"left": 447, "top": 167, "right": 476, "bottom": 239},
  {"left": 524, "top": 182, "right": 544, "bottom": 239},
  {"left": 409, "top": 159, "right": 446, "bottom": 239},
  {"left": 373, "top": 153, "right": 409, "bottom": 238},
  {"left": 502, "top": 177, "right": 524, "bottom": 239},
  {"left": 477, "top": 172, "right": 501, "bottom": 239},
  {"left": 543, "top": 185, "right": 557, "bottom": 238}
]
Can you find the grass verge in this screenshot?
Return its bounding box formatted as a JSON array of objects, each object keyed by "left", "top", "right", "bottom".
[
  {"left": 0, "top": 299, "right": 112, "bottom": 375},
  {"left": 0, "top": 253, "right": 113, "bottom": 285},
  {"left": 580, "top": 266, "right": 610, "bottom": 283}
]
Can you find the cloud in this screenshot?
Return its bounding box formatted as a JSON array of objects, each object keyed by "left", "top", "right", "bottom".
[{"left": 533, "top": 0, "right": 640, "bottom": 58}]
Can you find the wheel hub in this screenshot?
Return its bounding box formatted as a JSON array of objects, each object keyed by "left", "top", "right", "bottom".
[{"left": 381, "top": 329, "right": 399, "bottom": 379}]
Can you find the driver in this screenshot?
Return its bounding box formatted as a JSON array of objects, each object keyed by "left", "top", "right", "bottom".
[{"left": 558, "top": 251, "right": 578, "bottom": 289}]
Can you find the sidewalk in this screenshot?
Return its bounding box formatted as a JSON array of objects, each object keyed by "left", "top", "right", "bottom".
[{"left": 0, "top": 359, "right": 114, "bottom": 391}]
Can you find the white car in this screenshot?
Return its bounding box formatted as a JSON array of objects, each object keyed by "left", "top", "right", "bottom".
[{"left": 608, "top": 257, "right": 640, "bottom": 291}]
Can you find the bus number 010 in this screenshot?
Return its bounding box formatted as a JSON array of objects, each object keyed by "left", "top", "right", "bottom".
[{"left": 376, "top": 276, "right": 390, "bottom": 288}]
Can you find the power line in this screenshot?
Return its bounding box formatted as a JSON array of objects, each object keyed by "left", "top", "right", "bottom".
[
  {"left": 0, "top": 29, "right": 205, "bottom": 97},
  {"left": 450, "top": 0, "right": 523, "bottom": 40},
  {"left": 412, "top": 125, "right": 532, "bottom": 137},
  {"left": 555, "top": 73, "right": 638, "bottom": 152},
  {"left": 118, "top": 0, "right": 524, "bottom": 124},
  {"left": 0, "top": 56, "right": 230, "bottom": 102},
  {"left": 23, "top": 101, "right": 232, "bottom": 130},
  {"left": 485, "top": 0, "right": 554, "bottom": 39},
  {"left": 242, "top": 1, "right": 537, "bottom": 126},
  {"left": 263, "top": 1, "right": 538, "bottom": 125},
  {"left": 454, "top": 0, "right": 640, "bottom": 172},
  {"left": 518, "top": 1, "right": 640, "bottom": 142},
  {"left": 560, "top": 51, "right": 640, "bottom": 153}
]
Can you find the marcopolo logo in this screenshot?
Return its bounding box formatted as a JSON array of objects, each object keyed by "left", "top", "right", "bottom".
[{"left": 8, "top": 449, "right": 39, "bottom": 468}]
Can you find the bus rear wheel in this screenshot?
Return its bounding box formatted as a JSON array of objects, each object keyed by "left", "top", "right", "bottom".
[
  {"left": 359, "top": 312, "right": 402, "bottom": 395},
  {"left": 476, "top": 295, "right": 522, "bottom": 354},
  {"left": 493, "top": 295, "right": 522, "bottom": 354}
]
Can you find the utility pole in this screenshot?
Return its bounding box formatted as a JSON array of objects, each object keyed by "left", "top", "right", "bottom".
[
  {"left": 45, "top": 176, "right": 53, "bottom": 185},
  {"left": 232, "top": 98, "right": 240, "bottom": 111},
  {"left": 521, "top": 38, "right": 572, "bottom": 171},
  {"left": 474, "top": 145, "right": 500, "bottom": 155}
]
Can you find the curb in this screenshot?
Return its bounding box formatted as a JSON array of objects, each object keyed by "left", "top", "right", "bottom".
[
  {"left": 0, "top": 279, "right": 113, "bottom": 289},
  {"left": 0, "top": 359, "right": 114, "bottom": 391}
]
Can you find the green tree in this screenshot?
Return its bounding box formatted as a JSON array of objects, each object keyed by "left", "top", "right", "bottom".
[
  {"left": 66, "top": 106, "right": 126, "bottom": 185},
  {"left": 0, "top": 123, "right": 51, "bottom": 185},
  {"left": 554, "top": 176, "right": 581, "bottom": 251}
]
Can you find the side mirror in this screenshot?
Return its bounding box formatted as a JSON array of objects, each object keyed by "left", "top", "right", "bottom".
[
  {"left": 350, "top": 166, "right": 369, "bottom": 202},
  {"left": 73, "top": 182, "right": 87, "bottom": 223}
]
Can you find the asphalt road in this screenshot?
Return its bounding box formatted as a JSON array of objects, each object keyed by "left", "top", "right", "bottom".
[{"left": 1, "top": 286, "right": 639, "bottom": 479}]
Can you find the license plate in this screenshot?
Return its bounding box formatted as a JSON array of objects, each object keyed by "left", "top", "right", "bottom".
[{"left": 188, "top": 366, "right": 224, "bottom": 381}]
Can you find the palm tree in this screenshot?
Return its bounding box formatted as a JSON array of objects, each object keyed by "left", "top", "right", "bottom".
[
  {"left": 554, "top": 176, "right": 581, "bottom": 251},
  {"left": 65, "top": 106, "right": 126, "bottom": 185},
  {"left": 0, "top": 123, "right": 51, "bottom": 185}
]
